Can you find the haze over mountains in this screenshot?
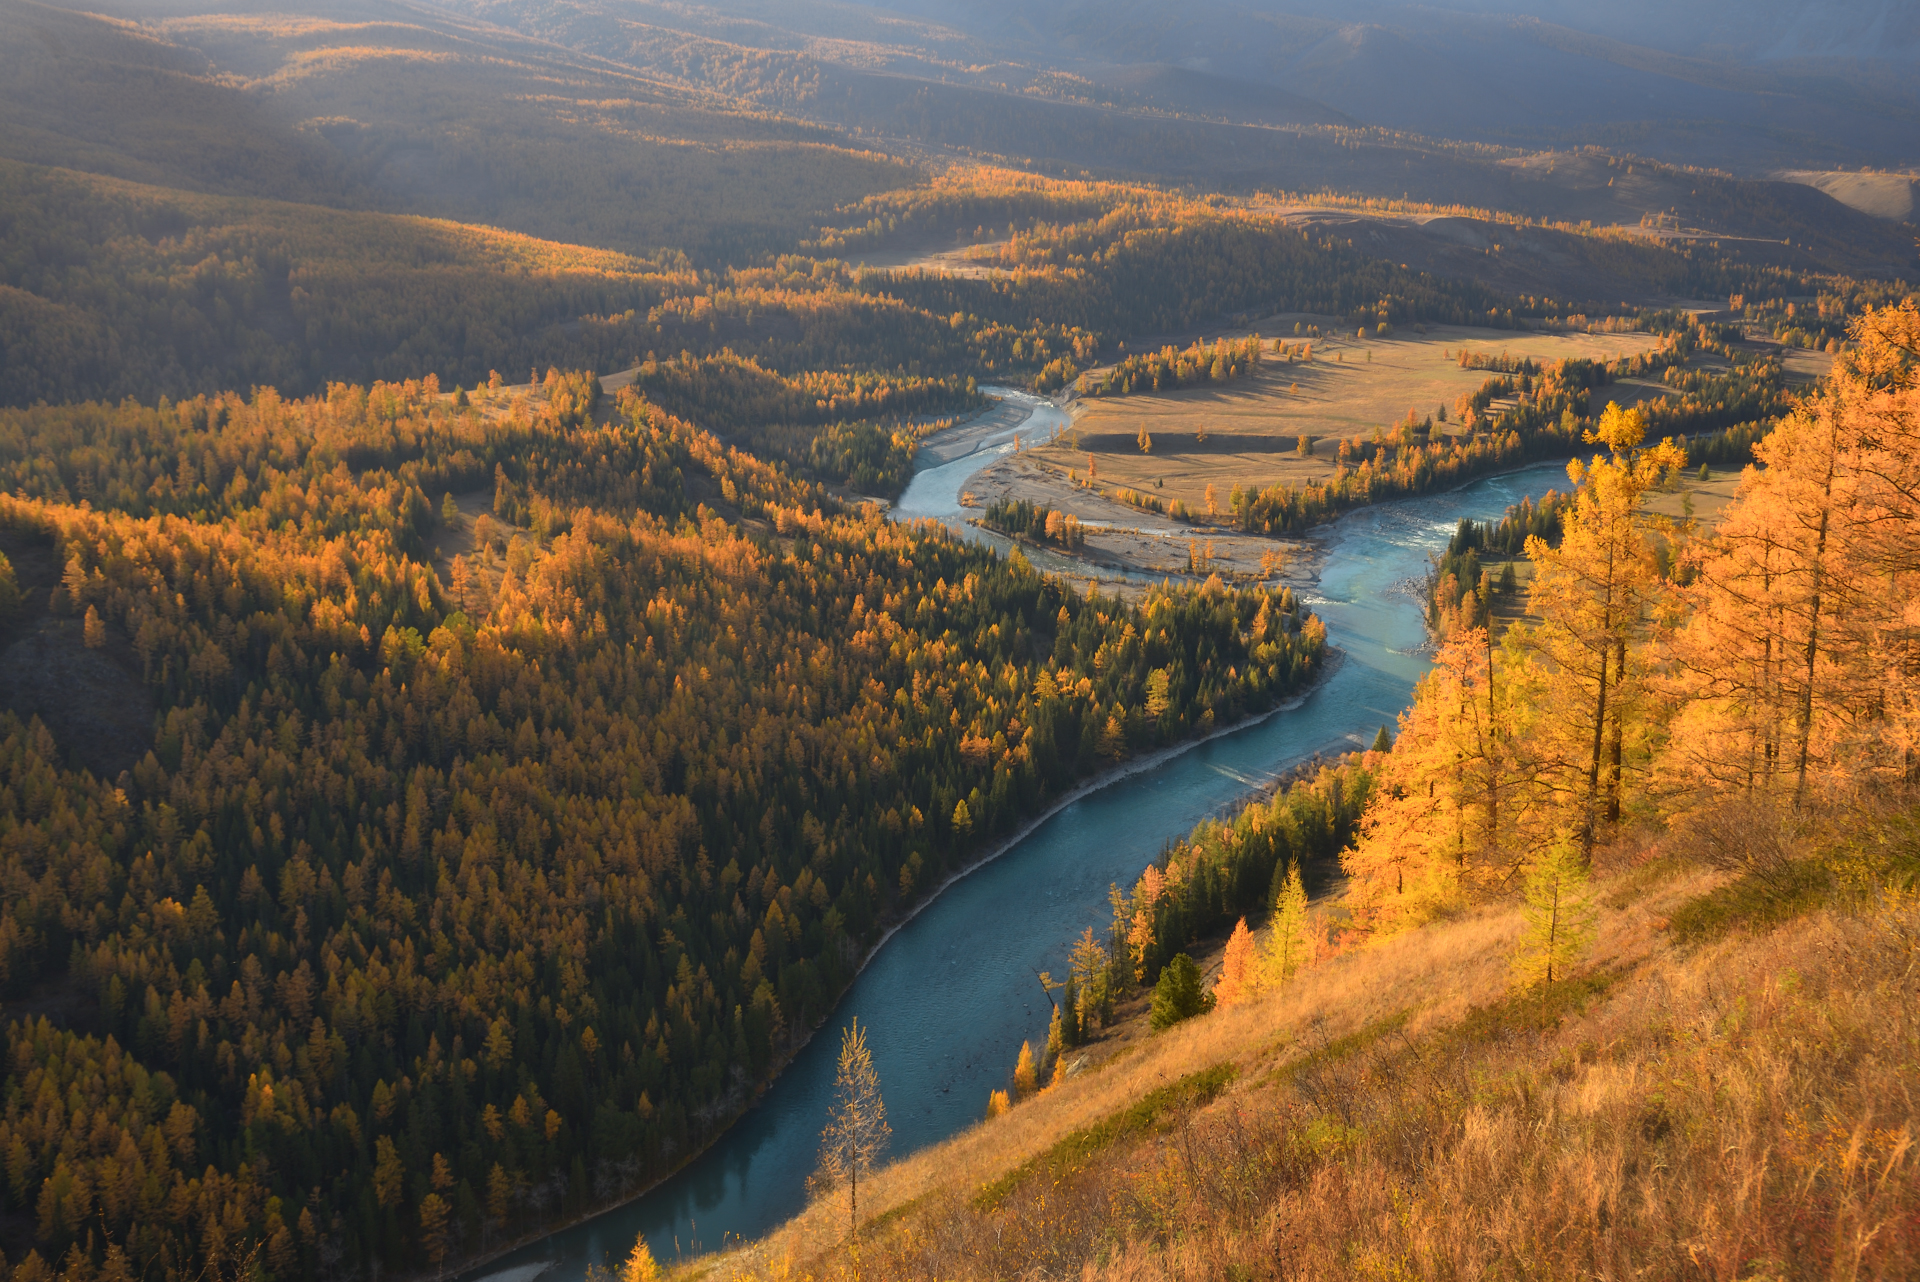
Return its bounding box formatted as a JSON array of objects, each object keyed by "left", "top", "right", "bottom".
[{"left": 458, "top": 0, "right": 1920, "bottom": 172}]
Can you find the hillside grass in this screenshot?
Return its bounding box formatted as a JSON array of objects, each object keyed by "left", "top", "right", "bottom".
[{"left": 686, "top": 830, "right": 1920, "bottom": 1280}]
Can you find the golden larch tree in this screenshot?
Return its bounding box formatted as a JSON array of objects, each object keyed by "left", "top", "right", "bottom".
[{"left": 813, "top": 1018, "right": 891, "bottom": 1238}]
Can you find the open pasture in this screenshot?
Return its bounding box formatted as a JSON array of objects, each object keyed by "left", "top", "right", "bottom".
[{"left": 1030, "top": 324, "right": 1665, "bottom": 518}]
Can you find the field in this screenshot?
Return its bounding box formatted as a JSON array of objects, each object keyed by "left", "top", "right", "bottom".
[{"left": 1032, "top": 324, "right": 1663, "bottom": 516}]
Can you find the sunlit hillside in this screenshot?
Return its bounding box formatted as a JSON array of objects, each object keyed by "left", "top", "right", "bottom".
[
  {"left": 0, "top": 3, "right": 1916, "bottom": 1281},
  {"left": 0, "top": 0, "right": 917, "bottom": 258},
  {"left": 685, "top": 303, "right": 1920, "bottom": 1282}
]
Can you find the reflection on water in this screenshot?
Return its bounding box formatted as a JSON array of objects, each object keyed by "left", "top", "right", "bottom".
[{"left": 475, "top": 411, "right": 1569, "bottom": 1278}]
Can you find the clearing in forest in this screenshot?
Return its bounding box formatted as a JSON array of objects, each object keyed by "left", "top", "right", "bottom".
[{"left": 1031, "top": 324, "right": 1665, "bottom": 517}]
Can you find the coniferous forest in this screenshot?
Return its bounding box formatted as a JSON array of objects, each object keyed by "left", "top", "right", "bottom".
[
  {"left": 0, "top": 372, "right": 1321, "bottom": 1278},
  {"left": 3, "top": 2, "right": 1918, "bottom": 1279}
]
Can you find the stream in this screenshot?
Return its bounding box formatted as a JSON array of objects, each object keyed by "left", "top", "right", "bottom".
[{"left": 475, "top": 392, "right": 1571, "bottom": 1277}]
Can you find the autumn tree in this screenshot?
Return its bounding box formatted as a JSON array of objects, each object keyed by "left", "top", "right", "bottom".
[
  {"left": 813, "top": 1019, "right": 891, "bottom": 1238},
  {"left": 1012, "top": 1040, "right": 1038, "bottom": 1099},
  {"left": 1512, "top": 834, "right": 1596, "bottom": 987},
  {"left": 1662, "top": 300, "right": 1920, "bottom": 807},
  {"left": 1524, "top": 403, "right": 1685, "bottom": 853},
  {"left": 619, "top": 1237, "right": 663, "bottom": 1282},
  {"left": 1261, "top": 862, "right": 1311, "bottom": 989},
  {"left": 1212, "top": 917, "right": 1256, "bottom": 1006}
]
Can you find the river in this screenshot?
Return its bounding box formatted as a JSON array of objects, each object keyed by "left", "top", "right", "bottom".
[{"left": 475, "top": 392, "right": 1571, "bottom": 1277}]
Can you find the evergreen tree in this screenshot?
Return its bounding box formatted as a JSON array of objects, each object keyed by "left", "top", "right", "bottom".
[{"left": 1148, "top": 953, "right": 1213, "bottom": 1030}]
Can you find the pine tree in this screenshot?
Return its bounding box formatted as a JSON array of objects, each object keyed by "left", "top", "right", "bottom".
[
  {"left": 1513, "top": 836, "right": 1596, "bottom": 988},
  {"left": 813, "top": 1019, "right": 890, "bottom": 1237},
  {"left": 986, "top": 1089, "right": 1011, "bottom": 1119},
  {"left": 1148, "top": 953, "right": 1213, "bottom": 1030}
]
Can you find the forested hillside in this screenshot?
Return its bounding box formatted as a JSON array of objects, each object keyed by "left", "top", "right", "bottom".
[
  {"left": 0, "top": 373, "right": 1324, "bottom": 1279},
  {"left": 10, "top": 159, "right": 1854, "bottom": 417},
  {"left": 701, "top": 306, "right": 1920, "bottom": 1282}
]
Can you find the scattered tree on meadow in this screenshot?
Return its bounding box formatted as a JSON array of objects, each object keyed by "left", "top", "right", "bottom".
[
  {"left": 1262, "top": 861, "right": 1312, "bottom": 990},
  {"left": 1512, "top": 834, "right": 1596, "bottom": 987},
  {"left": 813, "top": 1019, "right": 891, "bottom": 1238},
  {"left": 1212, "top": 918, "right": 1256, "bottom": 1006}
]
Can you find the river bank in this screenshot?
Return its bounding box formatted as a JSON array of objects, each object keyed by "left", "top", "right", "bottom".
[
  {"left": 462, "top": 648, "right": 1350, "bottom": 1282},
  {"left": 472, "top": 427, "right": 1573, "bottom": 1280}
]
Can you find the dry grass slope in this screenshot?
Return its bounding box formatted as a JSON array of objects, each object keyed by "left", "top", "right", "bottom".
[{"left": 690, "top": 841, "right": 1920, "bottom": 1281}]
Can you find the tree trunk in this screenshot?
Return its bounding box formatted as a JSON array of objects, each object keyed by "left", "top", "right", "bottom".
[
  {"left": 1794, "top": 449, "right": 1836, "bottom": 808},
  {"left": 1606, "top": 633, "right": 1626, "bottom": 824}
]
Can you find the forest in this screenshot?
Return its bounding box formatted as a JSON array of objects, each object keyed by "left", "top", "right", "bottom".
[
  {"left": 724, "top": 305, "right": 1920, "bottom": 1282},
  {"left": 1340, "top": 303, "right": 1920, "bottom": 926},
  {"left": 8, "top": 160, "right": 1876, "bottom": 418},
  {"left": 2, "top": 65, "right": 1917, "bottom": 1278},
  {"left": 0, "top": 369, "right": 1325, "bottom": 1280}
]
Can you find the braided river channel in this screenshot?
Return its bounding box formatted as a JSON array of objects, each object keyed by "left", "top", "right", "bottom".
[{"left": 477, "top": 392, "right": 1571, "bottom": 1278}]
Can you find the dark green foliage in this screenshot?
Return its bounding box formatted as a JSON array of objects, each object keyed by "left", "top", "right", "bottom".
[
  {"left": 1148, "top": 954, "right": 1212, "bottom": 1030},
  {"left": 1108, "top": 758, "right": 1375, "bottom": 1006},
  {"left": 1429, "top": 492, "right": 1570, "bottom": 624}
]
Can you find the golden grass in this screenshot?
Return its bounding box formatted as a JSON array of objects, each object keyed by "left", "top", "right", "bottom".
[
  {"left": 1038, "top": 326, "right": 1663, "bottom": 516},
  {"left": 688, "top": 848, "right": 1920, "bottom": 1281}
]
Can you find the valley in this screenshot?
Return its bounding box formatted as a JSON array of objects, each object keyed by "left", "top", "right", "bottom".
[{"left": 0, "top": 2, "right": 1915, "bottom": 1281}]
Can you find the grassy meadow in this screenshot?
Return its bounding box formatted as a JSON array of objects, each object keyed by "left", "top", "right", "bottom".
[{"left": 1034, "top": 325, "right": 1665, "bottom": 518}]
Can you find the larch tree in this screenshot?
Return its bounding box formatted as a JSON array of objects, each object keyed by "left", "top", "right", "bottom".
[
  {"left": 1261, "top": 863, "right": 1311, "bottom": 988},
  {"left": 813, "top": 1019, "right": 891, "bottom": 1238},
  {"left": 1213, "top": 917, "right": 1256, "bottom": 1006},
  {"left": 1512, "top": 834, "right": 1596, "bottom": 988},
  {"left": 619, "top": 1238, "right": 663, "bottom": 1282},
  {"left": 1663, "top": 300, "right": 1920, "bottom": 807},
  {"left": 1524, "top": 402, "right": 1685, "bottom": 854},
  {"left": 1012, "top": 1040, "right": 1038, "bottom": 1099}
]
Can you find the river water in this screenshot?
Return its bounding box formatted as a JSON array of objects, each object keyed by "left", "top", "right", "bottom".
[{"left": 478, "top": 394, "right": 1570, "bottom": 1276}]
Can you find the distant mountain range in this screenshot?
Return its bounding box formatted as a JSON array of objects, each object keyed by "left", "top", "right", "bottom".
[{"left": 7, "top": 0, "right": 1913, "bottom": 274}]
